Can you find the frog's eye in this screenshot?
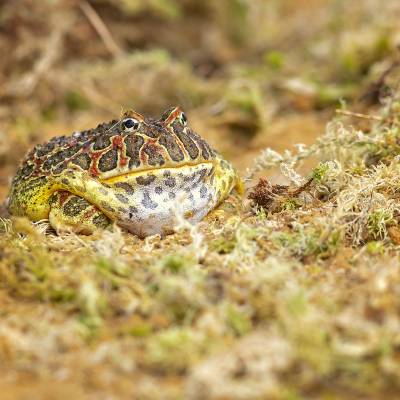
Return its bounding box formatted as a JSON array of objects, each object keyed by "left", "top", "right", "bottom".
[
  {"left": 160, "top": 106, "right": 187, "bottom": 126},
  {"left": 122, "top": 117, "right": 140, "bottom": 132},
  {"left": 179, "top": 112, "right": 188, "bottom": 126}
]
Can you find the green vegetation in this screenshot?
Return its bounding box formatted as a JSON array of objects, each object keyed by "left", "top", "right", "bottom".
[{"left": 1, "top": 0, "right": 400, "bottom": 399}]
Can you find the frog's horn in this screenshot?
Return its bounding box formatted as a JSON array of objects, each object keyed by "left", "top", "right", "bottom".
[
  {"left": 160, "top": 106, "right": 186, "bottom": 126},
  {"left": 122, "top": 110, "right": 145, "bottom": 121}
]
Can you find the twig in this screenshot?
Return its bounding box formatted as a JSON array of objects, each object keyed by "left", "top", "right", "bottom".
[
  {"left": 7, "top": 23, "right": 66, "bottom": 97},
  {"left": 360, "top": 56, "right": 400, "bottom": 104},
  {"left": 290, "top": 177, "right": 314, "bottom": 196},
  {"left": 79, "top": 0, "right": 124, "bottom": 58},
  {"left": 335, "top": 109, "right": 383, "bottom": 121}
]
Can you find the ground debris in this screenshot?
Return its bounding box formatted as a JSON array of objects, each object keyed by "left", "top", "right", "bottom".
[{"left": 248, "top": 178, "right": 290, "bottom": 212}]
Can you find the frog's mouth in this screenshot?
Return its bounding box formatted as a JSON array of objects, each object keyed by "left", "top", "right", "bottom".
[{"left": 100, "top": 161, "right": 214, "bottom": 185}]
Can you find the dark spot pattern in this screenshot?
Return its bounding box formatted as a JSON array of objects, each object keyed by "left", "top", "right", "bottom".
[
  {"left": 159, "top": 134, "right": 184, "bottom": 162},
  {"left": 42, "top": 156, "right": 59, "bottom": 171},
  {"left": 42, "top": 145, "right": 81, "bottom": 171},
  {"left": 125, "top": 135, "right": 144, "bottom": 168},
  {"left": 140, "top": 124, "right": 160, "bottom": 138},
  {"left": 98, "top": 148, "right": 118, "bottom": 172},
  {"left": 155, "top": 186, "right": 163, "bottom": 194},
  {"left": 200, "top": 185, "right": 208, "bottom": 198},
  {"left": 143, "top": 144, "right": 165, "bottom": 166},
  {"left": 115, "top": 193, "right": 129, "bottom": 203},
  {"left": 93, "top": 213, "right": 111, "bottom": 228},
  {"left": 196, "top": 169, "right": 208, "bottom": 184},
  {"left": 136, "top": 175, "right": 156, "bottom": 186},
  {"left": 142, "top": 191, "right": 158, "bottom": 209},
  {"left": 165, "top": 177, "right": 176, "bottom": 188},
  {"left": 61, "top": 178, "right": 69, "bottom": 185},
  {"left": 101, "top": 201, "right": 115, "bottom": 213},
  {"left": 63, "top": 196, "right": 90, "bottom": 217},
  {"left": 114, "top": 182, "right": 135, "bottom": 195},
  {"left": 129, "top": 206, "right": 138, "bottom": 215},
  {"left": 21, "top": 164, "right": 34, "bottom": 177},
  {"left": 184, "top": 172, "right": 197, "bottom": 182},
  {"left": 188, "top": 129, "right": 213, "bottom": 160},
  {"left": 93, "top": 134, "right": 112, "bottom": 150},
  {"left": 71, "top": 153, "right": 91, "bottom": 170},
  {"left": 168, "top": 192, "right": 176, "bottom": 199},
  {"left": 49, "top": 192, "right": 58, "bottom": 205},
  {"left": 172, "top": 122, "right": 199, "bottom": 159},
  {"left": 36, "top": 141, "right": 55, "bottom": 157},
  {"left": 22, "top": 176, "right": 46, "bottom": 190},
  {"left": 52, "top": 162, "right": 67, "bottom": 174},
  {"left": 191, "top": 180, "right": 201, "bottom": 190}
]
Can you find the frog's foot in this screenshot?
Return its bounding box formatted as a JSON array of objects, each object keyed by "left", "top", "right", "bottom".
[{"left": 48, "top": 191, "right": 111, "bottom": 234}]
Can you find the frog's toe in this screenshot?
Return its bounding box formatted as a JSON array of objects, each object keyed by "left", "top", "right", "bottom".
[{"left": 49, "top": 191, "right": 111, "bottom": 235}]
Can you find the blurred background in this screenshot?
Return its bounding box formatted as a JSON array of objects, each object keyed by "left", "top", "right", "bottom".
[{"left": 1, "top": 0, "right": 400, "bottom": 199}]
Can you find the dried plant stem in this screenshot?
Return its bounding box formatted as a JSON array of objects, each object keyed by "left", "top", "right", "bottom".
[
  {"left": 7, "top": 22, "right": 67, "bottom": 97},
  {"left": 79, "top": 0, "right": 124, "bottom": 58},
  {"left": 335, "top": 109, "right": 383, "bottom": 121}
]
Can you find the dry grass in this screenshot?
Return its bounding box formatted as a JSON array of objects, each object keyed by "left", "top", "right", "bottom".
[{"left": 2, "top": 0, "right": 400, "bottom": 399}]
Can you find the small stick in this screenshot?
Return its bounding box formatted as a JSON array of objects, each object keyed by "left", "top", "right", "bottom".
[
  {"left": 335, "top": 109, "right": 383, "bottom": 121},
  {"left": 290, "top": 177, "right": 314, "bottom": 196},
  {"left": 79, "top": 0, "right": 124, "bottom": 57}
]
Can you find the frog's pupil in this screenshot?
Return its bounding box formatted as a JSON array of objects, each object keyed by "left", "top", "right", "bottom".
[
  {"left": 123, "top": 118, "right": 138, "bottom": 130},
  {"left": 181, "top": 112, "right": 187, "bottom": 125}
]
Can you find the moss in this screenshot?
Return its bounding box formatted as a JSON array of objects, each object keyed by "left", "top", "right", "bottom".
[
  {"left": 225, "top": 305, "right": 252, "bottom": 336},
  {"left": 125, "top": 322, "right": 153, "bottom": 337},
  {"left": 210, "top": 236, "right": 237, "bottom": 254},
  {"left": 145, "top": 328, "right": 211, "bottom": 373},
  {"left": 311, "top": 162, "right": 331, "bottom": 182},
  {"left": 365, "top": 241, "right": 385, "bottom": 255},
  {"left": 161, "top": 253, "right": 188, "bottom": 273},
  {"left": 264, "top": 50, "right": 285, "bottom": 70},
  {"left": 281, "top": 198, "right": 302, "bottom": 211},
  {"left": 367, "top": 209, "right": 394, "bottom": 239},
  {"left": 64, "top": 91, "right": 91, "bottom": 112},
  {"left": 272, "top": 228, "right": 340, "bottom": 259}
]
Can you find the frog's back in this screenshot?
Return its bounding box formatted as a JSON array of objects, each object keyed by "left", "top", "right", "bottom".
[{"left": 9, "top": 119, "right": 120, "bottom": 218}]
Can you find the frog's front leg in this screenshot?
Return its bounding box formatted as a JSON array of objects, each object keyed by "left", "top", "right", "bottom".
[
  {"left": 52, "top": 168, "right": 134, "bottom": 233},
  {"left": 48, "top": 191, "right": 111, "bottom": 234}
]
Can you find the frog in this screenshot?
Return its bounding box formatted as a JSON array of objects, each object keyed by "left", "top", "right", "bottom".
[{"left": 8, "top": 107, "right": 242, "bottom": 237}]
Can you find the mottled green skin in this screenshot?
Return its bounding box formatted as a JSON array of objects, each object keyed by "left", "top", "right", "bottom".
[{"left": 8, "top": 107, "right": 241, "bottom": 237}]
